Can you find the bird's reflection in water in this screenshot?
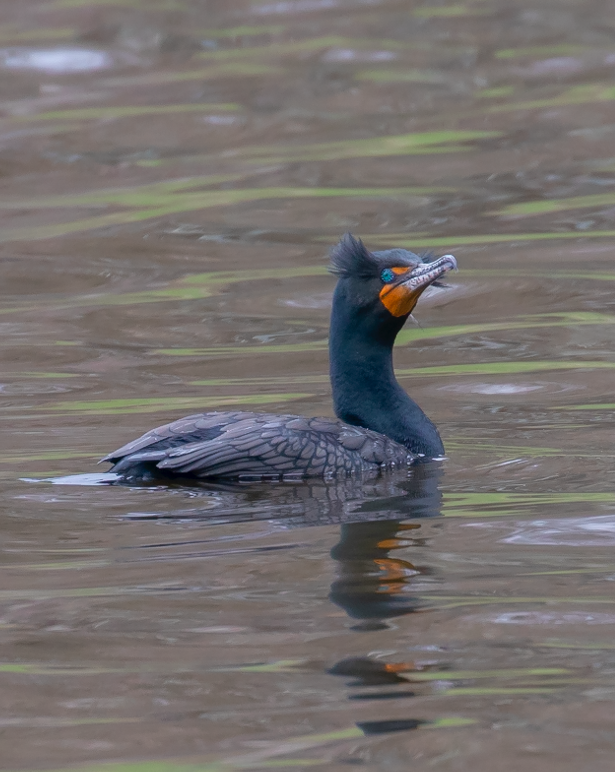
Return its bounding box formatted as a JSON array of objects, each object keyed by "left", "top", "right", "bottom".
[
  {"left": 125, "top": 459, "right": 442, "bottom": 528},
  {"left": 328, "top": 460, "right": 439, "bottom": 629},
  {"left": 325, "top": 463, "right": 447, "bottom": 736},
  {"left": 125, "top": 463, "right": 444, "bottom": 737},
  {"left": 329, "top": 519, "right": 428, "bottom": 629}
]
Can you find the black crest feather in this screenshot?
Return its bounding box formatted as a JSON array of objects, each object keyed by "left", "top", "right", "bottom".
[{"left": 329, "top": 233, "right": 379, "bottom": 279}]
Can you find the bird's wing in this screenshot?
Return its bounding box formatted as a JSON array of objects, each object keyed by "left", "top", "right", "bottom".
[
  {"left": 155, "top": 415, "right": 345, "bottom": 477},
  {"left": 103, "top": 413, "right": 412, "bottom": 479}
]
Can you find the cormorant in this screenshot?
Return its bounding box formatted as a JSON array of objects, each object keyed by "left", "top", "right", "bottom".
[{"left": 102, "top": 234, "right": 457, "bottom": 481}]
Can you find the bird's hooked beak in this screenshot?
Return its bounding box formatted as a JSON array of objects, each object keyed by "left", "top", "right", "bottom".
[{"left": 379, "top": 254, "right": 457, "bottom": 317}]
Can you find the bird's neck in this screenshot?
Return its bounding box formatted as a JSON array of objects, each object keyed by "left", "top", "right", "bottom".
[{"left": 328, "top": 301, "right": 444, "bottom": 458}]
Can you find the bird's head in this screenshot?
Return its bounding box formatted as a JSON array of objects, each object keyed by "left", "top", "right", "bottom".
[{"left": 329, "top": 233, "right": 457, "bottom": 327}]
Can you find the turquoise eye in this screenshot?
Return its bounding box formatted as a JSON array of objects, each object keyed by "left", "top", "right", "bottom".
[{"left": 380, "top": 268, "right": 395, "bottom": 283}]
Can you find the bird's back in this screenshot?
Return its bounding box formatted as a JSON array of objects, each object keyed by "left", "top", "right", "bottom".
[{"left": 102, "top": 411, "right": 414, "bottom": 481}]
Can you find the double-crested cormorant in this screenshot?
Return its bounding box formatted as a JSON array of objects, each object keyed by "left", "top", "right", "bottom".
[{"left": 102, "top": 234, "right": 457, "bottom": 481}]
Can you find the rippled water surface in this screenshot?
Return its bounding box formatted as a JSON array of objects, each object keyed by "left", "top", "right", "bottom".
[{"left": 3, "top": 0, "right": 615, "bottom": 770}]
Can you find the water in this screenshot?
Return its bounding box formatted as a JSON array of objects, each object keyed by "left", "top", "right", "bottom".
[{"left": 2, "top": 0, "right": 615, "bottom": 769}]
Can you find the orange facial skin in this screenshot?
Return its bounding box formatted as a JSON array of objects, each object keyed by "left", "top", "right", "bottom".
[
  {"left": 377, "top": 255, "right": 457, "bottom": 317},
  {"left": 379, "top": 267, "right": 423, "bottom": 317}
]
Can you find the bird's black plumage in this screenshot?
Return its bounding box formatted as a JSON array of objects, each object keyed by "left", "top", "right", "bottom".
[{"left": 102, "top": 234, "right": 457, "bottom": 481}]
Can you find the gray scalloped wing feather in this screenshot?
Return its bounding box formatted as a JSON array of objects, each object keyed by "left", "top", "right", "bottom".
[{"left": 102, "top": 412, "right": 414, "bottom": 479}]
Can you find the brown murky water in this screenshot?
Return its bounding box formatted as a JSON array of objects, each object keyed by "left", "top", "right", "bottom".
[{"left": 2, "top": 0, "right": 615, "bottom": 769}]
